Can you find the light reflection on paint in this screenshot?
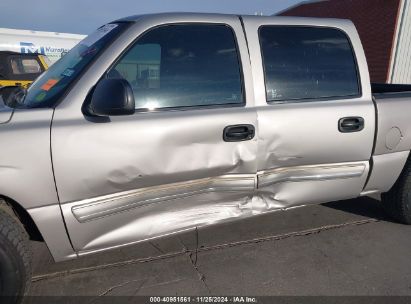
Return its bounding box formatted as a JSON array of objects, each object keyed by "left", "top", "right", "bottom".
[{"left": 143, "top": 100, "right": 159, "bottom": 111}]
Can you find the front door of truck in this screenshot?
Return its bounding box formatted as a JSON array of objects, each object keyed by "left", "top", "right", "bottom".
[
  {"left": 242, "top": 17, "right": 375, "bottom": 208},
  {"left": 51, "top": 16, "right": 258, "bottom": 254}
]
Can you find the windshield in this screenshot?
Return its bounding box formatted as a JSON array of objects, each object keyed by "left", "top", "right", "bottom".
[{"left": 7, "top": 22, "right": 129, "bottom": 109}]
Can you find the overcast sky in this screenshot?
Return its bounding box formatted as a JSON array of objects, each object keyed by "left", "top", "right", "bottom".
[{"left": 0, "top": 0, "right": 300, "bottom": 34}]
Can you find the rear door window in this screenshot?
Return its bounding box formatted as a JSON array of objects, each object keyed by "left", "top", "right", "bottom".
[
  {"left": 108, "top": 24, "right": 244, "bottom": 111},
  {"left": 259, "top": 26, "right": 360, "bottom": 102}
]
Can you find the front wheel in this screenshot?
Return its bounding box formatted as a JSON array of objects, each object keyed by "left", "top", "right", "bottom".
[
  {"left": 381, "top": 158, "right": 411, "bottom": 224},
  {"left": 0, "top": 205, "right": 32, "bottom": 303}
]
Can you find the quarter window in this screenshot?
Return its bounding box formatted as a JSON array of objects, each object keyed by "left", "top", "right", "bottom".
[
  {"left": 108, "top": 24, "right": 244, "bottom": 110},
  {"left": 259, "top": 26, "right": 360, "bottom": 102}
]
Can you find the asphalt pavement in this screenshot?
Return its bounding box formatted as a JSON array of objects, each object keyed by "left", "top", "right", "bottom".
[{"left": 26, "top": 197, "right": 411, "bottom": 297}]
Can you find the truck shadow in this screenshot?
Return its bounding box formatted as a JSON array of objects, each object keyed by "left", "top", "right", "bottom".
[{"left": 322, "top": 197, "right": 393, "bottom": 222}]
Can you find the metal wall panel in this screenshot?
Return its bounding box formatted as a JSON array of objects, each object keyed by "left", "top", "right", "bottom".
[{"left": 390, "top": 0, "right": 411, "bottom": 84}]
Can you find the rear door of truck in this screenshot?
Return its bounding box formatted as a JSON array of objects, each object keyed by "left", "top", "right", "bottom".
[{"left": 242, "top": 16, "right": 376, "bottom": 207}]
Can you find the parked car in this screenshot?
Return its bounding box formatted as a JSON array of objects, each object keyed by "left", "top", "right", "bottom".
[
  {"left": 1, "top": 13, "right": 411, "bottom": 302},
  {"left": 0, "top": 51, "right": 49, "bottom": 89}
]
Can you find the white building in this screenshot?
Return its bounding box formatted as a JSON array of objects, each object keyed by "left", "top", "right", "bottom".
[
  {"left": 0, "top": 27, "right": 85, "bottom": 65},
  {"left": 389, "top": 0, "right": 411, "bottom": 84}
]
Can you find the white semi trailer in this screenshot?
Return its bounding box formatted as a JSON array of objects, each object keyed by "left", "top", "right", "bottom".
[{"left": 0, "top": 27, "right": 86, "bottom": 65}]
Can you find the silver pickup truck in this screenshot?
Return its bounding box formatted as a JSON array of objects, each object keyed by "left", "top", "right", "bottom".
[{"left": 1, "top": 13, "right": 411, "bottom": 300}]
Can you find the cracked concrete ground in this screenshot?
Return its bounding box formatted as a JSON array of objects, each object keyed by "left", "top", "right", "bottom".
[{"left": 26, "top": 197, "right": 411, "bottom": 297}]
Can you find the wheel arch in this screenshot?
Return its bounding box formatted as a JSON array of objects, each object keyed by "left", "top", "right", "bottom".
[
  {"left": 363, "top": 150, "right": 411, "bottom": 194},
  {"left": 0, "top": 195, "right": 77, "bottom": 262},
  {"left": 0, "top": 195, "right": 43, "bottom": 241}
]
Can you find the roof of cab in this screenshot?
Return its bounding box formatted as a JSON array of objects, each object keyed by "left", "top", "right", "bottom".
[
  {"left": 115, "top": 12, "right": 237, "bottom": 22},
  {"left": 114, "top": 12, "right": 354, "bottom": 28}
]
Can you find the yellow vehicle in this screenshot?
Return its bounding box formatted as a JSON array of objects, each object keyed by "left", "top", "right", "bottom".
[{"left": 0, "top": 51, "right": 49, "bottom": 89}]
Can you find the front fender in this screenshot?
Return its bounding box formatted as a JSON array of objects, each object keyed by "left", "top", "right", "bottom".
[{"left": 0, "top": 108, "right": 75, "bottom": 261}]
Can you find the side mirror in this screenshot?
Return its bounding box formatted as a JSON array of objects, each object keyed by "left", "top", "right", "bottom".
[{"left": 85, "top": 78, "right": 135, "bottom": 117}]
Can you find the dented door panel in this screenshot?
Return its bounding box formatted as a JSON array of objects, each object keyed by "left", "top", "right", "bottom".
[
  {"left": 62, "top": 183, "right": 257, "bottom": 252},
  {"left": 60, "top": 160, "right": 369, "bottom": 255},
  {"left": 55, "top": 107, "right": 259, "bottom": 252},
  {"left": 256, "top": 162, "right": 370, "bottom": 209},
  {"left": 254, "top": 102, "right": 375, "bottom": 170},
  {"left": 52, "top": 14, "right": 259, "bottom": 253},
  {"left": 242, "top": 16, "right": 375, "bottom": 204},
  {"left": 54, "top": 108, "right": 258, "bottom": 203}
]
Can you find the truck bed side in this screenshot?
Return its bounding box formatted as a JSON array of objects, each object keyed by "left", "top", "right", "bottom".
[{"left": 363, "top": 89, "right": 411, "bottom": 195}]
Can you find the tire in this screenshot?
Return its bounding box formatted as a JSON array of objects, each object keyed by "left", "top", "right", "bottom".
[
  {"left": 0, "top": 203, "right": 32, "bottom": 303},
  {"left": 381, "top": 158, "right": 411, "bottom": 224}
]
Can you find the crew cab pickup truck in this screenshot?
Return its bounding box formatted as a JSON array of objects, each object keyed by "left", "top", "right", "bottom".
[{"left": 1, "top": 13, "right": 411, "bottom": 301}]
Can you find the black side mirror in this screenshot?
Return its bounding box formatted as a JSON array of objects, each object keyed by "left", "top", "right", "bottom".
[{"left": 85, "top": 78, "right": 135, "bottom": 117}]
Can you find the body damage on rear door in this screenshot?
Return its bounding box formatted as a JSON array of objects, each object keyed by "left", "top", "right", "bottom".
[{"left": 242, "top": 16, "right": 375, "bottom": 213}]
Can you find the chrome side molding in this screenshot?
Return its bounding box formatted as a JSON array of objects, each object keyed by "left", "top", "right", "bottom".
[
  {"left": 72, "top": 175, "right": 256, "bottom": 223},
  {"left": 258, "top": 162, "right": 367, "bottom": 188},
  {"left": 71, "top": 162, "right": 367, "bottom": 223}
]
